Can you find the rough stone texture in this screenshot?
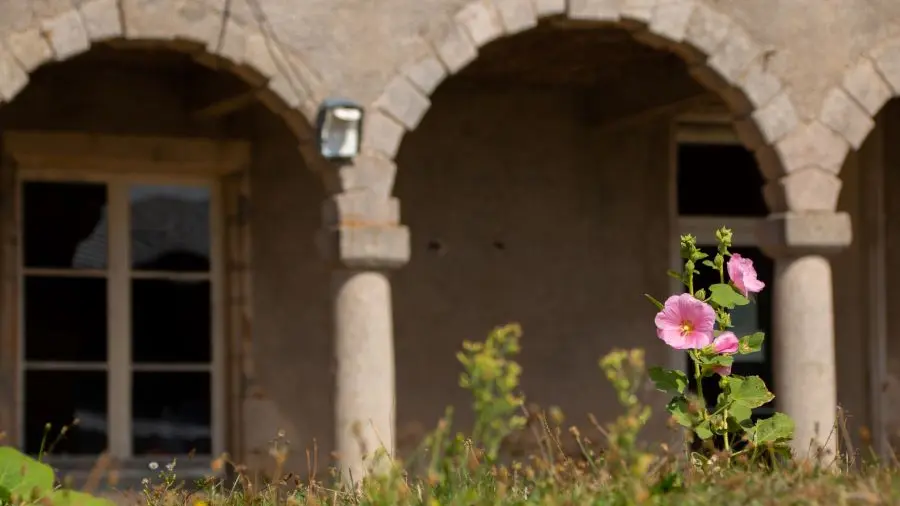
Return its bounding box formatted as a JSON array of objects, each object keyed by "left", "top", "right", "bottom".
[
  {"left": 323, "top": 154, "right": 398, "bottom": 198},
  {"left": 740, "top": 58, "right": 783, "bottom": 109},
  {"left": 683, "top": 3, "right": 730, "bottom": 55},
  {"left": 454, "top": 0, "right": 504, "bottom": 46},
  {"left": 41, "top": 8, "right": 90, "bottom": 60},
  {"left": 4, "top": 29, "right": 53, "bottom": 72},
  {"left": 219, "top": 18, "right": 248, "bottom": 65},
  {"left": 530, "top": 0, "right": 565, "bottom": 17},
  {"left": 78, "top": 0, "right": 123, "bottom": 41},
  {"left": 620, "top": 0, "right": 656, "bottom": 24},
  {"left": 842, "top": 57, "right": 893, "bottom": 116},
  {"left": 819, "top": 87, "right": 876, "bottom": 149},
  {"left": 707, "top": 24, "right": 762, "bottom": 86},
  {"left": 122, "top": 0, "right": 223, "bottom": 52},
  {"left": 751, "top": 91, "right": 798, "bottom": 144},
  {"left": 432, "top": 22, "right": 478, "bottom": 74},
  {"left": 493, "top": 0, "right": 538, "bottom": 34},
  {"left": 870, "top": 39, "right": 900, "bottom": 95},
  {"left": 321, "top": 192, "right": 401, "bottom": 227},
  {"left": 374, "top": 75, "right": 432, "bottom": 130},
  {"left": 568, "top": 0, "right": 621, "bottom": 21},
  {"left": 0, "top": 46, "right": 28, "bottom": 102},
  {"left": 774, "top": 121, "right": 850, "bottom": 176},
  {"left": 402, "top": 55, "right": 447, "bottom": 95},
  {"left": 648, "top": 0, "right": 696, "bottom": 43},
  {"left": 764, "top": 167, "right": 843, "bottom": 212},
  {"left": 362, "top": 110, "right": 406, "bottom": 159}
]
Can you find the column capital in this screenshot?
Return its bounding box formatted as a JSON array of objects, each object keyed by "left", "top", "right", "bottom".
[
  {"left": 316, "top": 225, "right": 410, "bottom": 270},
  {"left": 756, "top": 212, "right": 852, "bottom": 258}
]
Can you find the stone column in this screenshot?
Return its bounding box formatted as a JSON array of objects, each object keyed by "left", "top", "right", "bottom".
[
  {"left": 317, "top": 214, "right": 410, "bottom": 484},
  {"left": 758, "top": 212, "right": 852, "bottom": 461}
]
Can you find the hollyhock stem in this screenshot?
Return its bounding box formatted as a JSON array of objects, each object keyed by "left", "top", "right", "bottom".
[{"left": 692, "top": 353, "right": 706, "bottom": 419}]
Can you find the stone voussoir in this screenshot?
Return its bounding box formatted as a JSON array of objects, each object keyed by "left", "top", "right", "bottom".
[
  {"left": 4, "top": 28, "right": 54, "bottom": 73},
  {"left": 454, "top": 0, "right": 505, "bottom": 48},
  {"left": 402, "top": 54, "right": 447, "bottom": 95},
  {"left": 321, "top": 192, "right": 401, "bottom": 228},
  {"left": 41, "top": 8, "right": 91, "bottom": 61},
  {"left": 78, "top": 0, "right": 124, "bottom": 42},
  {"left": 774, "top": 121, "right": 849, "bottom": 176},
  {"left": 362, "top": 110, "right": 406, "bottom": 160},
  {"left": 738, "top": 57, "right": 783, "bottom": 109},
  {"left": 431, "top": 21, "right": 478, "bottom": 74},
  {"left": 374, "top": 74, "right": 432, "bottom": 130},
  {"left": 842, "top": 56, "right": 893, "bottom": 116},
  {"left": 707, "top": 23, "right": 762, "bottom": 86},
  {"left": 218, "top": 18, "right": 248, "bottom": 66},
  {"left": 492, "top": 0, "right": 538, "bottom": 35},
  {"left": 751, "top": 91, "right": 799, "bottom": 145},
  {"left": 647, "top": 0, "right": 697, "bottom": 44},
  {"left": 619, "top": 0, "right": 657, "bottom": 26},
  {"left": 530, "top": 0, "right": 566, "bottom": 17},
  {"left": 0, "top": 45, "right": 28, "bottom": 102},
  {"left": 683, "top": 2, "right": 731, "bottom": 56},
  {"left": 869, "top": 37, "right": 900, "bottom": 95},
  {"left": 819, "top": 86, "right": 875, "bottom": 150},
  {"left": 324, "top": 154, "right": 398, "bottom": 198},
  {"left": 567, "top": 0, "right": 622, "bottom": 22}
]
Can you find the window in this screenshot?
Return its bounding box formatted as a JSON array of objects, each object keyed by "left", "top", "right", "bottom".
[
  {"left": 18, "top": 175, "right": 223, "bottom": 463},
  {"left": 675, "top": 127, "right": 775, "bottom": 421}
]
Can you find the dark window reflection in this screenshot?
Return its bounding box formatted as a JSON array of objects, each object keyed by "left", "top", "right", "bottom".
[
  {"left": 132, "top": 372, "right": 211, "bottom": 455},
  {"left": 677, "top": 144, "right": 767, "bottom": 217},
  {"left": 130, "top": 186, "right": 210, "bottom": 272},
  {"left": 23, "top": 182, "right": 108, "bottom": 269},
  {"left": 24, "top": 277, "right": 107, "bottom": 362},
  {"left": 132, "top": 280, "right": 210, "bottom": 363},
  {"left": 25, "top": 370, "right": 107, "bottom": 455}
]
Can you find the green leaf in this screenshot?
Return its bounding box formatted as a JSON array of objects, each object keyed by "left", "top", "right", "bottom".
[
  {"left": 666, "top": 396, "right": 693, "bottom": 428},
  {"left": 666, "top": 270, "right": 684, "bottom": 282},
  {"left": 48, "top": 490, "right": 117, "bottom": 506},
  {"left": 728, "top": 376, "right": 774, "bottom": 409},
  {"left": 729, "top": 402, "right": 752, "bottom": 423},
  {"left": 708, "top": 283, "right": 750, "bottom": 309},
  {"left": 644, "top": 294, "right": 665, "bottom": 311},
  {"left": 701, "top": 260, "right": 716, "bottom": 269},
  {"left": 0, "top": 446, "right": 54, "bottom": 502},
  {"left": 648, "top": 367, "right": 688, "bottom": 395},
  {"left": 739, "top": 332, "right": 765, "bottom": 354},
  {"left": 695, "top": 420, "right": 714, "bottom": 440},
  {"left": 752, "top": 412, "right": 794, "bottom": 444}
]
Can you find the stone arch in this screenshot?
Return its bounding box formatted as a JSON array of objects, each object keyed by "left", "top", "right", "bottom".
[
  {"left": 0, "top": 0, "right": 321, "bottom": 145},
  {"left": 360, "top": 0, "right": 798, "bottom": 207}
]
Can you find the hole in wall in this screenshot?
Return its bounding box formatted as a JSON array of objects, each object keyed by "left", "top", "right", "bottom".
[
  {"left": 493, "top": 241, "right": 506, "bottom": 251},
  {"left": 426, "top": 240, "right": 444, "bottom": 253}
]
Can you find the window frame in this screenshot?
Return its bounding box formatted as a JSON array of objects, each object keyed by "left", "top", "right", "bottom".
[{"left": 0, "top": 131, "right": 249, "bottom": 478}]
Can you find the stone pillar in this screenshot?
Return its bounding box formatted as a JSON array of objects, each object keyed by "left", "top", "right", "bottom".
[
  {"left": 758, "top": 212, "right": 852, "bottom": 461},
  {"left": 317, "top": 213, "right": 410, "bottom": 484}
]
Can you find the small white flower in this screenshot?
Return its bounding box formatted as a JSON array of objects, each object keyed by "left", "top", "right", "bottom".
[
  {"left": 148, "top": 462, "right": 159, "bottom": 470},
  {"left": 165, "top": 462, "right": 175, "bottom": 472},
  {"left": 141, "top": 478, "right": 150, "bottom": 486}
]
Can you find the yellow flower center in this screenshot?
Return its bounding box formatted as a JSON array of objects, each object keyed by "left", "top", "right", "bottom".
[{"left": 681, "top": 321, "right": 693, "bottom": 335}]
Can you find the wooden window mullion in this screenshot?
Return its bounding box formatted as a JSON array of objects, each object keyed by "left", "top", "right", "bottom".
[{"left": 107, "top": 181, "right": 131, "bottom": 458}]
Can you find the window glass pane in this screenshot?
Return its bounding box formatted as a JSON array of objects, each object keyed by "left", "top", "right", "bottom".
[
  {"left": 24, "top": 276, "right": 106, "bottom": 362},
  {"left": 24, "top": 370, "right": 107, "bottom": 455},
  {"left": 132, "top": 372, "right": 211, "bottom": 455},
  {"left": 23, "top": 182, "right": 108, "bottom": 269},
  {"left": 677, "top": 144, "right": 767, "bottom": 217},
  {"left": 132, "top": 279, "right": 210, "bottom": 363},
  {"left": 130, "top": 185, "right": 210, "bottom": 272}
]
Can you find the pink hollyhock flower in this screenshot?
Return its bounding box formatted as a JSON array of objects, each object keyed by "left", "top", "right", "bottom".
[
  {"left": 727, "top": 253, "right": 765, "bottom": 297},
  {"left": 714, "top": 364, "right": 733, "bottom": 376},
  {"left": 713, "top": 332, "right": 739, "bottom": 354},
  {"left": 654, "top": 293, "right": 716, "bottom": 350}
]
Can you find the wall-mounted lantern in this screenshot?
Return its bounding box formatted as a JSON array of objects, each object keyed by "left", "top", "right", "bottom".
[{"left": 316, "top": 99, "right": 364, "bottom": 161}]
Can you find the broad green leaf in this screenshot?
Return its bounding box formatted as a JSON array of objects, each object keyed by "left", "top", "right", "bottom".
[
  {"left": 701, "top": 260, "right": 716, "bottom": 269},
  {"left": 695, "top": 420, "right": 714, "bottom": 440},
  {"left": 666, "top": 396, "right": 693, "bottom": 428},
  {"left": 729, "top": 376, "right": 774, "bottom": 409},
  {"left": 0, "top": 446, "right": 54, "bottom": 502},
  {"left": 708, "top": 283, "right": 750, "bottom": 309},
  {"left": 648, "top": 367, "right": 688, "bottom": 395},
  {"left": 752, "top": 412, "right": 794, "bottom": 444},
  {"left": 48, "top": 490, "right": 117, "bottom": 506},
  {"left": 729, "top": 402, "right": 752, "bottom": 423},
  {"left": 739, "top": 333, "right": 765, "bottom": 355},
  {"left": 644, "top": 294, "right": 665, "bottom": 311}
]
